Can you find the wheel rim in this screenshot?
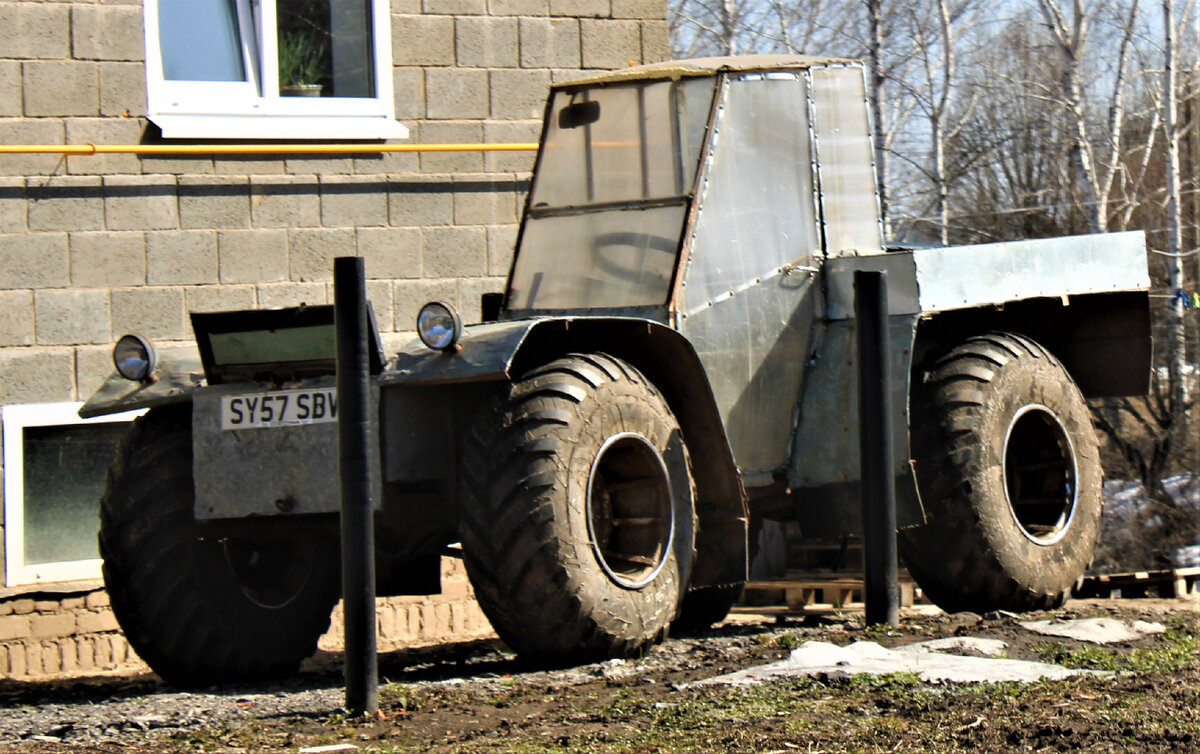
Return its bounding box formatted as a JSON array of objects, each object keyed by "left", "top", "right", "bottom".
[
  {"left": 1002, "top": 405, "right": 1078, "bottom": 546},
  {"left": 586, "top": 432, "right": 675, "bottom": 589},
  {"left": 220, "top": 537, "right": 320, "bottom": 609}
]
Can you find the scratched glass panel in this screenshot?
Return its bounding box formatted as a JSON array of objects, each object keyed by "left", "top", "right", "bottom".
[
  {"left": 683, "top": 74, "right": 819, "bottom": 311},
  {"left": 22, "top": 423, "right": 128, "bottom": 565},
  {"left": 809, "top": 66, "right": 883, "bottom": 255}
]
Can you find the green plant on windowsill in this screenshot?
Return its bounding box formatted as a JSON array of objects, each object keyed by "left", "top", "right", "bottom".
[{"left": 279, "top": 32, "right": 328, "bottom": 96}]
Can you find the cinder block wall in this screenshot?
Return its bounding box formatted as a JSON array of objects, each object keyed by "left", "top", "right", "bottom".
[{"left": 0, "top": 0, "right": 669, "bottom": 678}]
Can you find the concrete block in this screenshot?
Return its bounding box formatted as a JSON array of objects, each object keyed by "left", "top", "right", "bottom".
[
  {"left": 214, "top": 156, "right": 287, "bottom": 175},
  {"left": 0, "top": 3, "right": 69, "bottom": 59},
  {"left": 423, "top": 226, "right": 487, "bottom": 277},
  {"left": 30, "top": 613, "right": 74, "bottom": 640},
  {"left": 72, "top": 5, "right": 144, "bottom": 61},
  {"left": 453, "top": 173, "right": 519, "bottom": 225},
  {"left": 0, "top": 290, "right": 34, "bottom": 347},
  {"left": 289, "top": 228, "right": 356, "bottom": 282},
  {"left": 0, "top": 615, "right": 31, "bottom": 642},
  {"left": 0, "top": 177, "right": 24, "bottom": 233},
  {"left": 93, "top": 635, "right": 112, "bottom": 667},
  {"left": 7, "top": 644, "right": 25, "bottom": 677},
  {"left": 394, "top": 279, "right": 457, "bottom": 330},
  {"left": 456, "top": 17, "right": 519, "bottom": 68},
  {"left": 84, "top": 591, "right": 110, "bottom": 609},
  {"left": 519, "top": 18, "right": 580, "bottom": 69},
  {"left": 104, "top": 175, "right": 179, "bottom": 231},
  {"left": 0, "top": 348, "right": 74, "bottom": 403},
  {"left": 488, "top": 223, "right": 519, "bottom": 276},
  {"left": 613, "top": 0, "right": 665, "bottom": 18},
  {"left": 140, "top": 155, "right": 214, "bottom": 176},
  {"left": 59, "top": 640, "right": 77, "bottom": 674},
  {"left": 250, "top": 175, "right": 320, "bottom": 228},
  {"left": 0, "top": 232, "right": 69, "bottom": 289},
  {"left": 69, "top": 231, "right": 145, "bottom": 287},
  {"left": 357, "top": 227, "right": 421, "bottom": 280},
  {"left": 551, "top": 0, "right": 609, "bottom": 16},
  {"left": 186, "top": 284, "right": 256, "bottom": 313},
  {"left": 64, "top": 119, "right": 143, "bottom": 176},
  {"left": 489, "top": 0, "right": 548, "bottom": 15},
  {"left": 0, "top": 119, "right": 65, "bottom": 178},
  {"left": 0, "top": 61, "right": 19, "bottom": 117},
  {"left": 424, "top": 68, "right": 490, "bottom": 120},
  {"left": 417, "top": 125, "right": 479, "bottom": 174},
  {"left": 284, "top": 156, "right": 356, "bottom": 176},
  {"left": 75, "top": 345, "right": 115, "bottom": 401},
  {"left": 483, "top": 122, "right": 539, "bottom": 173},
  {"left": 33, "top": 601, "right": 60, "bottom": 613},
  {"left": 76, "top": 610, "right": 119, "bottom": 634},
  {"left": 581, "top": 19, "right": 642, "bottom": 68},
  {"left": 35, "top": 289, "right": 112, "bottom": 345},
  {"left": 364, "top": 280, "right": 394, "bottom": 332},
  {"left": 354, "top": 149, "right": 419, "bottom": 176},
  {"left": 27, "top": 175, "right": 103, "bottom": 231},
  {"left": 179, "top": 175, "right": 251, "bottom": 229},
  {"left": 391, "top": 67, "right": 425, "bottom": 122},
  {"left": 98, "top": 62, "right": 146, "bottom": 118},
  {"left": 458, "top": 276, "right": 506, "bottom": 324},
  {"left": 320, "top": 175, "right": 389, "bottom": 228},
  {"left": 146, "top": 230, "right": 218, "bottom": 285},
  {"left": 24, "top": 644, "right": 44, "bottom": 677},
  {"left": 24, "top": 61, "right": 99, "bottom": 117},
  {"left": 110, "top": 287, "right": 187, "bottom": 341},
  {"left": 641, "top": 20, "right": 669, "bottom": 61},
  {"left": 27, "top": 176, "right": 105, "bottom": 232},
  {"left": 218, "top": 229, "right": 289, "bottom": 284},
  {"left": 425, "top": 0, "right": 485, "bottom": 13},
  {"left": 75, "top": 636, "right": 94, "bottom": 670},
  {"left": 256, "top": 282, "right": 327, "bottom": 309},
  {"left": 388, "top": 175, "right": 454, "bottom": 227},
  {"left": 11, "top": 600, "right": 34, "bottom": 615},
  {"left": 489, "top": 69, "right": 551, "bottom": 120},
  {"left": 391, "top": 15, "right": 455, "bottom": 66},
  {"left": 61, "top": 598, "right": 84, "bottom": 610}
]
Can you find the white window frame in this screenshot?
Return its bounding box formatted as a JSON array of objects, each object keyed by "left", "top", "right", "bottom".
[
  {"left": 3, "top": 403, "right": 145, "bottom": 587},
  {"left": 144, "top": 0, "right": 408, "bottom": 140}
]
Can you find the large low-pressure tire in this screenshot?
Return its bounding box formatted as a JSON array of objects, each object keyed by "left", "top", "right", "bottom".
[
  {"left": 900, "top": 332, "right": 1102, "bottom": 613},
  {"left": 671, "top": 583, "right": 743, "bottom": 634},
  {"left": 460, "top": 353, "right": 695, "bottom": 663},
  {"left": 99, "top": 406, "right": 341, "bottom": 686}
]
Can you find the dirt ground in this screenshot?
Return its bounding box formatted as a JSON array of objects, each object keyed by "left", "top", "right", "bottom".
[{"left": 3, "top": 598, "right": 1200, "bottom": 753}]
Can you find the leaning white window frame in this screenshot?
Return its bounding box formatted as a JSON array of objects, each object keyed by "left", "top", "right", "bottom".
[
  {"left": 143, "top": 0, "right": 408, "bottom": 140},
  {"left": 3, "top": 403, "right": 145, "bottom": 587}
]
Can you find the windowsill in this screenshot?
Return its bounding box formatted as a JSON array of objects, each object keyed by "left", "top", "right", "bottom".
[{"left": 149, "top": 113, "right": 410, "bottom": 140}]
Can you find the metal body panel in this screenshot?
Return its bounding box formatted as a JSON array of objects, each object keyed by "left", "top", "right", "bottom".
[
  {"left": 787, "top": 316, "right": 923, "bottom": 529},
  {"left": 911, "top": 232, "right": 1149, "bottom": 311},
  {"left": 382, "top": 319, "right": 537, "bottom": 386},
  {"left": 191, "top": 377, "right": 381, "bottom": 520},
  {"left": 78, "top": 345, "right": 205, "bottom": 419}
]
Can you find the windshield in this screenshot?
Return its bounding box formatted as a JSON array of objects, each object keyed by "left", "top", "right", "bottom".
[{"left": 507, "top": 77, "right": 714, "bottom": 311}]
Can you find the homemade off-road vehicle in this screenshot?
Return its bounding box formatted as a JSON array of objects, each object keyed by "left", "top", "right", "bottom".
[{"left": 82, "top": 55, "right": 1152, "bottom": 686}]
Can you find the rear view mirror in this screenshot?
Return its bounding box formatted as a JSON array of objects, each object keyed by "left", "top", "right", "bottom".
[{"left": 559, "top": 100, "right": 601, "bottom": 129}]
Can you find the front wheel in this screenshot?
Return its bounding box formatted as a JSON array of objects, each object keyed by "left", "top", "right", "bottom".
[
  {"left": 100, "top": 406, "right": 341, "bottom": 686},
  {"left": 459, "top": 354, "right": 695, "bottom": 663},
  {"left": 900, "top": 333, "right": 1102, "bottom": 613}
]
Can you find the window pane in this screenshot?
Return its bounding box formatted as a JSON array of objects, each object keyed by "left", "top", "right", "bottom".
[
  {"left": 21, "top": 423, "right": 128, "bottom": 566},
  {"left": 532, "top": 79, "right": 712, "bottom": 207},
  {"left": 278, "top": 0, "right": 375, "bottom": 98},
  {"left": 159, "top": 0, "right": 247, "bottom": 82}
]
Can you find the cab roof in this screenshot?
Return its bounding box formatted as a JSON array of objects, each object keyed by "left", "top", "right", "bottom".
[{"left": 554, "top": 54, "right": 860, "bottom": 89}]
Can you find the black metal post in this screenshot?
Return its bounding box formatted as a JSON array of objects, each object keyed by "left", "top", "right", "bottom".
[
  {"left": 855, "top": 270, "right": 899, "bottom": 628},
  {"left": 334, "top": 256, "right": 378, "bottom": 715}
]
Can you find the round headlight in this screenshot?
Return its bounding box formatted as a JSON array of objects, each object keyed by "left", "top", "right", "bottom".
[
  {"left": 417, "top": 301, "right": 462, "bottom": 352},
  {"left": 113, "top": 334, "right": 157, "bottom": 382}
]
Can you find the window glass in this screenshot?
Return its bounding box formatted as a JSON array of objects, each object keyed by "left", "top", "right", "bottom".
[
  {"left": 809, "top": 66, "right": 883, "bottom": 255},
  {"left": 278, "top": 0, "right": 374, "bottom": 98},
  {"left": 684, "top": 74, "right": 820, "bottom": 308},
  {"left": 159, "top": 0, "right": 247, "bottom": 82}
]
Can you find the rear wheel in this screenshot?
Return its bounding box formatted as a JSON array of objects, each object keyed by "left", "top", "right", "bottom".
[
  {"left": 460, "top": 354, "right": 695, "bottom": 662},
  {"left": 100, "top": 406, "right": 341, "bottom": 686},
  {"left": 900, "top": 333, "right": 1102, "bottom": 613}
]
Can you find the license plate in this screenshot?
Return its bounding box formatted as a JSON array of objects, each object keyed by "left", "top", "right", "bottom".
[{"left": 220, "top": 388, "right": 338, "bottom": 430}]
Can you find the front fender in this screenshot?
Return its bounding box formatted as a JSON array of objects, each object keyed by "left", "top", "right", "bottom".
[{"left": 78, "top": 345, "right": 206, "bottom": 419}]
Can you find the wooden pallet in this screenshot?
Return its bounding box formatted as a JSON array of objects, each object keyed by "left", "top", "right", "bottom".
[
  {"left": 738, "top": 572, "right": 923, "bottom": 614},
  {"left": 1073, "top": 567, "right": 1200, "bottom": 599}
]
